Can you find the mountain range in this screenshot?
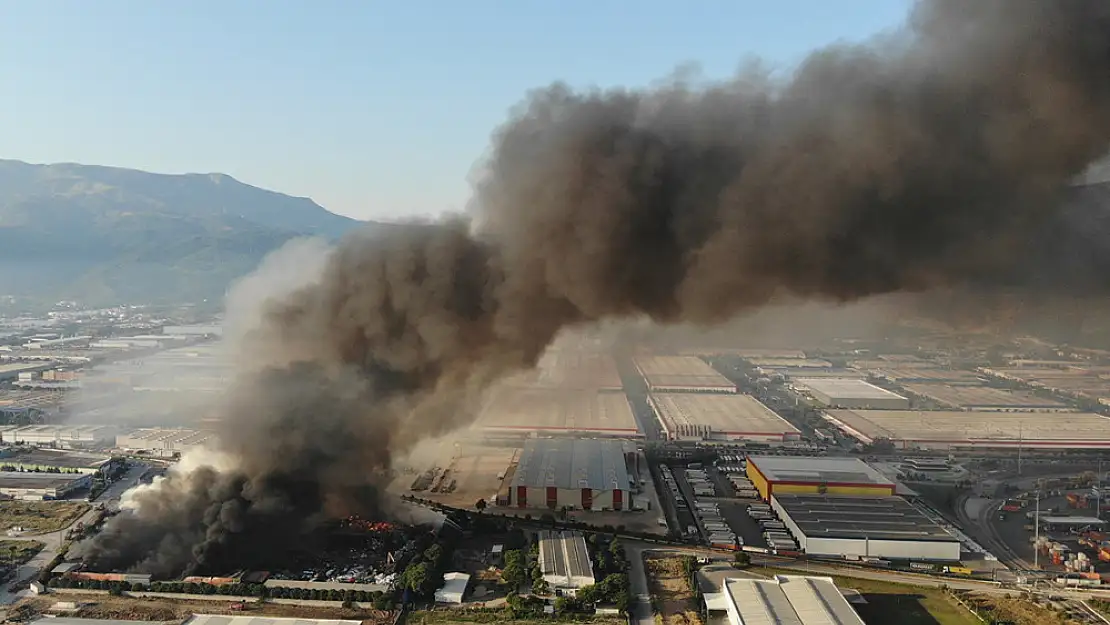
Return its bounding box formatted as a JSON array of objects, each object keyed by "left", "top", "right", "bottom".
[{"left": 0, "top": 159, "right": 374, "bottom": 307}]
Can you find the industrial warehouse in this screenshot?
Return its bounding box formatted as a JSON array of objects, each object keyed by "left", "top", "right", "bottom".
[
  {"left": 634, "top": 356, "right": 736, "bottom": 393},
  {"left": 649, "top": 393, "right": 801, "bottom": 443},
  {"left": 507, "top": 439, "right": 633, "bottom": 510},
  {"left": 503, "top": 351, "right": 623, "bottom": 391},
  {"left": 745, "top": 456, "right": 896, "bottom": 500},
  {"left": 793, "top": 378, "right": 910, "bottom": 410},
  {"left": 821, "top": 409, "right": 1110, "bottom": 450},
  {"left": 115, "top": 428, "right": 217, "bottom": 456},
  {"left": 0, "top": 471, "right": 91, "bottom": 500},
  {"left": 898, "top": 384, "right": 1072, "bottom": 412},
  {"left": 472, "top": 388, "right": 641, "bottom": 439},
  {"left": 538, "top": 530, "right": 595, "bottom": 596},
  {"left": 0, "top": 424, "right": 116, "bottom": 448},
  {"left": 770, "top": 494, "right": 962, "bottom": 561},
  {"left": 717, "top": 575, "right": 865, "bottom": 625},
  {"left": 0, "top": 448, "right": 116, "bottom": 474}
]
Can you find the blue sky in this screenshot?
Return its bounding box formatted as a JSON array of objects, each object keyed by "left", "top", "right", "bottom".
[{"left": 0, "top": 1, "right": 911, "bottom": 221}]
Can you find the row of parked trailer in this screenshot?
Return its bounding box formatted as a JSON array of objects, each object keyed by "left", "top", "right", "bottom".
[
  {"left": 685, "top": 467, "right": 717, "bottom": 498},
  {"left": 715, "top": 454, "right": 747, "bottom": 475},
  {"left": 728, "top": 474, "right": 759, "bottom": 500},
  {"left": 746, "top": 502, "right": 799, "bottom": 552},
  {"left": 698, "top": 500, "right": 742, "bottom": 549}
]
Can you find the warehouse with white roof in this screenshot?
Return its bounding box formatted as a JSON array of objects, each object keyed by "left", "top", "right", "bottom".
[
  {"left": 508, "top": 439, "right": 632, "bottom": 510},
  {"left": 718, "top": 575, "right": 865, "bottom": 625},
  {"left": 538, "top": 531, "right": 595, "bottom": 596},
  {"left": 794, "top": 378, "right": 910, "bottom": 410}
]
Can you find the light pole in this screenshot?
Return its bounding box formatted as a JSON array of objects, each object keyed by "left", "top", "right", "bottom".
[{"left": 1034, "top": 491, "right": 1040, "bottom": 570}]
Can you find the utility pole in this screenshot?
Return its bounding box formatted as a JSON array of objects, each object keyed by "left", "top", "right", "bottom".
[
  {"left": 1017, "top": 423, "right": 1023, "bottom": 476},
  {"left": 1034, "top": 491, "right": 1040, "bottom": 569},
  {"left": 1097, "top": 458, "right": 1103, "bottom": 520}
]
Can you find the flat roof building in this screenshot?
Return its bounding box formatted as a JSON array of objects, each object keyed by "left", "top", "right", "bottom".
[
  {"left": 503, "top": 351, "right": 623, "bottom": 391},
  {"left": 649, "top": 393, "right": 801, "bottom": 443},
  {"left": 794, "top": 378, "right": 910, "bottom": 410},
  {"left": 721, "top": 575, "right": 865, "bottom": 625},
  {"left": 634, "top": 356, "right": 736, "bottom": 393},
  {"left": 116, "top": 428, "right": 217, "bottom": 456},
  {"left": 822, "top": 409, "right": 1110, "bottom": 450},
  {"left": 509, "top": 439, "right": 631, "bottom": 511},
  {"left": 0, "top": 471, "right": 92, "bottom": 500},
  {"left": 0, "top": 424, "right": 116, "bottom": 448},
  {"left": 771, "top": 494, "right": 961, "bottom": 561},
  {"left": 473, "top": 388, "right": 641, "bottom": 439},
  {"left": 0, "top": 448, "right": 114, "bottom": 474},
  {"left": 864, "top": 367, "right": 985, "bottom": 386},
  {"left": 538, "top": 531, "right": 595, "bottom": 596},
  {"left": 435, "top": 572, "right": 470, "bottom": 604},
  {"left": 745, "top": 358, "right": 834, "bottom": 370},
  {"left": 746, "top": 456, "right": 895, "bottom": 500},
  {"left": 186, "top": 616, "right": 360, "bottom": 625},
  {"left": 899, "top": 384, "right": 1071, "bottom": 412}
]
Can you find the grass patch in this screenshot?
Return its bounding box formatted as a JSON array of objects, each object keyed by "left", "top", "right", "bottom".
[
  {"left": 752, "top": 566, "right": 978, "bottom": 625},
  {"left": 0, "top": 539, "right": 45, "bottom": 564},
  {"left": 0, "top": 501, "right": 89, "bottom": 534}
]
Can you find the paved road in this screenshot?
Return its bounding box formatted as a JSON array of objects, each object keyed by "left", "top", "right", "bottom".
[
  {"left": 624, "top": 543, "right": 654, "bottom": 625},
  {"left": 0, "top": 463, "right": 147, "bottom": 607}
]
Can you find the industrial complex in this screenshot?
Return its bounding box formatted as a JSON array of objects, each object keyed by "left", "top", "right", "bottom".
[
  {"left": 717, "top": 575, "right": 866, "bottom": 625},
  {"left": 822, "top": 409, "right": 1110, "bottom": 449},
  {"left": 0, "top": 424, "right": 117, "bottom": 448},
  {"left": 793, "top": 378, "right": 910, "bottom": 410},
  {"left": 649, "top": 393, "right": 800, "bottom": 443},
  {"left": 115, "top": 428, "right": 217, "bottom": 456},
  {"left": 507, "top": 439, "right": 633, "bottom": 510},
  {"left": 537, "top": 530, "right": 595, "bottom": 596},
  {"left": 633, "top": 356, "right": 736, "bottom": 393},
  {"left": 770, "top": 494, "right": 962, "bottom": 561},
  {"left": 745, "top": 456, "right": 896, "bottom": 500}
]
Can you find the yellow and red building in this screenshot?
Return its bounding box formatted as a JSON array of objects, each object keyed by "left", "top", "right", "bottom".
[{"left": 745, "top": 456, "right": 895, "bottom": 501}]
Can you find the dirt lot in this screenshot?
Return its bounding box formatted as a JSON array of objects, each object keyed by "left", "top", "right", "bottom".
[
  {"left": 393, "top": 442, "right": 518, "bottom": 510},
  {"left": 0, "top": 501, "right": 88, "bottom": 534},
  {"left": 0, "top": 539, "right": 44, "bottom": 564},
  {"left": 11, "top": 593, "right": 395, "bottom": 624},
  {"left": 645, "top": 557, "right": 702, "bottom": 625},
  {"left": 960, "top": 592, "right": 1077, "bottom": 625}
]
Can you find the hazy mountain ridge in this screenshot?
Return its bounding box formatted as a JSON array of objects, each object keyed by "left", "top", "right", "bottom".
[{"left": 0, "top": 159, "right": 370, "bottom": 305}]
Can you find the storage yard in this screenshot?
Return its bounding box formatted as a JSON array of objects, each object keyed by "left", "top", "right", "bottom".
[
  {"left": 746, "top": 456, "right": 896, "bottom": 500},
  {"left": 507, "top": 438, "right": 634, "bottom": 510},
  {"left": 471, "top": 387, "right": 641, "bottom": 438},
  {"left": 649, "top": 393, "right": 801, "bottom": 442},
  {"left": 634, "top": 356, "right": 736, "bottom": 393},
  {"left": 770, "top": 494, "right": 962, "bottom": 561},
  {"left": 822, "top": 409, "right": 1110, "bottom": 449},
  {"left": 793, "top": 378, "right": 910, "bottom": 410},
  {"left": 899, "top": 384, "right": 1072, "bottom": 411}
]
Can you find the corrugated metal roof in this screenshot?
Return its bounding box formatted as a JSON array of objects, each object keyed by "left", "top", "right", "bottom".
[
  {"left": 538, "top": 530, "right": 595, "bottom": 588},
  {"left": 725, "top": 576, "right": 865, "bottom": 625},
  {"left": 512, "top": 439, "right": 629, "bottom": 491}
]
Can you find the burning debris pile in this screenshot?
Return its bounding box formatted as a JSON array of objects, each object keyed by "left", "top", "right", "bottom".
[{"left": 74, "top": 0, "right": 1110, "bottom": 577}]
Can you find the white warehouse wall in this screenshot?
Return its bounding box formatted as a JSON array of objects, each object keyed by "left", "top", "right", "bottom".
[{"left": 804, "top": 537, "right": 961, "bottom": 561}]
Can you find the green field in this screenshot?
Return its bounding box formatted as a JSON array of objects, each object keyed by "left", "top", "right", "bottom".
[
  {"left": 753, "top": 567, "right": 978, "bottom": 625},
  {"left": 0, "top": 540, "right": 44, "bottom": 565}
]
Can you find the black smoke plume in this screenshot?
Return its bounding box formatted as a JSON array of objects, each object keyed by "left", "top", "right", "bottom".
[{"left": 76, "top": 0, "right": 1110, "bottom": 576}]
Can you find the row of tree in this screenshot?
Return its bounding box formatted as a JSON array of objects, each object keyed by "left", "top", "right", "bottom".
[{"left": 47, "top": 576, "right": 395, "bottom": 608}]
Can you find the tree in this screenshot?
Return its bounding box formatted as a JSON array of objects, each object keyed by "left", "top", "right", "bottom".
[
  {"left": 401, "top": 562, "right": 430, "bottom": 594},
  {"left": 475, "top": 498, "right": 487, "bottom": 513},
  {"left": 733, "top": 551, "right": 751, "bottom": 568}
]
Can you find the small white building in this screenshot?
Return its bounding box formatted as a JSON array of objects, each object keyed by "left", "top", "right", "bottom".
[
  {"left": 538, "top": 531, "right": 595, "bottom": 596},
  {"left": 434, "top": 572, "right": 470, "bottom": 604}
]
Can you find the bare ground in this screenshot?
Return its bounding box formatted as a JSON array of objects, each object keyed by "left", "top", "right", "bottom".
[
  {"left": 11, "top": 593, "right": 395, "bottom": 624},
  {"left": 0, "top": 501, "right": 89, "bottom": 534},
  {"left": 644, "top": 557, "right": 702, "bottom": 625}
]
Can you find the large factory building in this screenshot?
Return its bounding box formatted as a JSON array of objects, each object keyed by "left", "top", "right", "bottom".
[
  {"left": 771, "top": 494, "right": 961, "bottom": 561},
  {"left": 508, "top": 439, "right": 632, "bottom": 511},
  {"left": 793, "top": 378, "right": 910, "bottom": 410},
  {"left": 746, "top": 456, "right": 896, "bottom": 500}
]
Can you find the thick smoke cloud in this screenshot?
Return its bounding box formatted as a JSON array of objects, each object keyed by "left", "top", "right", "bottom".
[{"left": 77, "top": 0, "right": 1110, "bottom": 576}]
